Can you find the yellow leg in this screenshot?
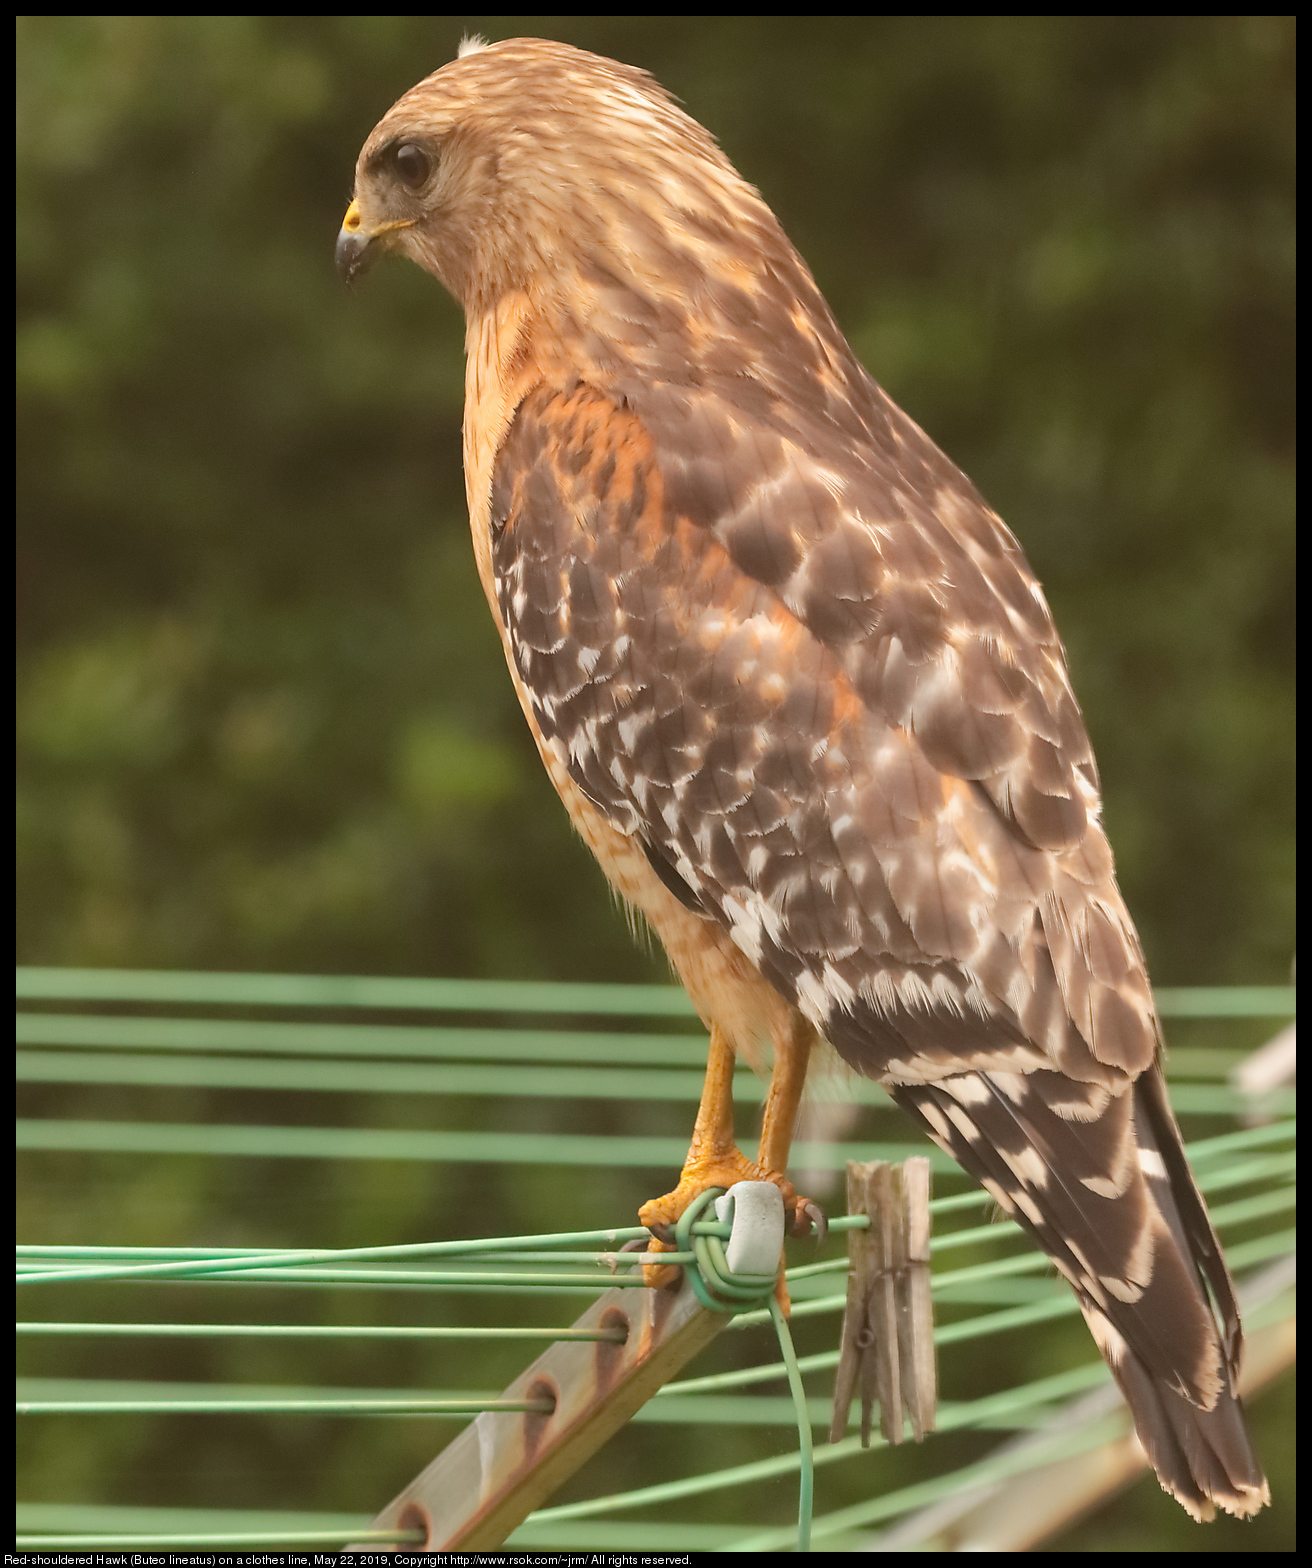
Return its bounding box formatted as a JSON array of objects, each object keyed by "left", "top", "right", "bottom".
[
  {"left": 639, "top": 1018, "right": 817, "bottom": 1295},
  {"left": 758, "top": 1013, "right": 814, "bottom": 1195},
  {"left": 758, "top": 1015, "right": 815, "bottom": 1313},
  {"left": 639, "top": 1024, "right": 762, "bottom": 1234}
]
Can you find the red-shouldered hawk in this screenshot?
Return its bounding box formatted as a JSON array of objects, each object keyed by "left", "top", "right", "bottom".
[{"left": 336, "top": 36, "right": 1268, "bottom": 1519}]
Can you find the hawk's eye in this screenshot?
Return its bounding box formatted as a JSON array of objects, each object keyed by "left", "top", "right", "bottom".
[{"left": 392, "top": 143, "right": 431, "bottom": 189}]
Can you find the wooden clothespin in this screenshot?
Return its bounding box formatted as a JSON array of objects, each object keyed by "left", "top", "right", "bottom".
[{"left": 830, "top": 1157, "right": 936, "bottom": 1446}]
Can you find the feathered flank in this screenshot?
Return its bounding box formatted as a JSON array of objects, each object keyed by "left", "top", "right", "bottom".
[{"left": 339, "top": 37, "right": 1269, "bottom": 1518}]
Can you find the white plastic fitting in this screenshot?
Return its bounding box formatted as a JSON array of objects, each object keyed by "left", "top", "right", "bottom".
[{"left": 715, "top": 1181, "right": 786, "bottom": 1276}]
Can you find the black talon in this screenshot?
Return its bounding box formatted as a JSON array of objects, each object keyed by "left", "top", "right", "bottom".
[
  {"left": 645, "top": 1220, "right": 677, "bottom": 1246},
  {"left": 797, "top": 1201, "right": 828, "bottom": 1246}
]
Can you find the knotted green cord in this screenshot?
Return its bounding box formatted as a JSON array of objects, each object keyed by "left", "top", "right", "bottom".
[
  {"left": 668, "top": 1186, "right": 814, "bottom": 1552},
  {"left": 673, "top": 1187, "right": 774, "bottom": 1312}
]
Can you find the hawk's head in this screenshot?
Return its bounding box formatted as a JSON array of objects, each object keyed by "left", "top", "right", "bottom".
[{"left": 335, "top": 36, "right": 768, "bottom": 316}]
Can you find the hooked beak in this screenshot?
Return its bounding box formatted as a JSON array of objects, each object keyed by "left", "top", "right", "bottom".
[{"left": 335, "top": 200, "right": 414, "bottom": 286}]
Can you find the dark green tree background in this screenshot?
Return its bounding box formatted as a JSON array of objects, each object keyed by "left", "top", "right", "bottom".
[
  {"left": 16, "top": 15, "right": 1294, "bottom": 1550},
  {"left": 18, "top": 15, "right": 1294, "bottom": 988}
]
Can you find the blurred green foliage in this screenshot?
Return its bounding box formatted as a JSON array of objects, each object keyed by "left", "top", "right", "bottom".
[
  {"left": 16, "top": 15, "right": 1294, "bottom": 1550},
  {"left": 17, "top": 14, "right": 1294, "bottom": 988}
]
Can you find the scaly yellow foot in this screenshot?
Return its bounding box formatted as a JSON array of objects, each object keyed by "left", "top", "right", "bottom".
[
  {"left": 638, "top": 1147, "right": 803, "bottom": 1288},
  {"left": 638, "top": 1146, "right": 800, "bottom": 1235},
  {"left": 637, "top": 1022, "right": 822, "bottom": 1293}
]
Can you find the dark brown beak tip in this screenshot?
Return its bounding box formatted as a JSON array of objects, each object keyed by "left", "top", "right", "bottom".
[{"left": 335, "top": 227, "right": 377, "bottom": 287}]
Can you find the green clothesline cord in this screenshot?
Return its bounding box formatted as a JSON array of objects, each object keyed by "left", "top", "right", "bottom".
[
  {"left": 17, "top": 1321, "right": 627, "bottom": 1342},
  {"left": 16, "top": 1119, "right": 1289, "bottom": 1272},
  {"left": 667, "top": 1186, "right": 816, "bottom": 1552},
  {"left": 770, "top": 1291, "right": 814, "bottom": 1553},
  {"left": 13, "top": 967, "right": 1296, "bottom": 1017}
]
